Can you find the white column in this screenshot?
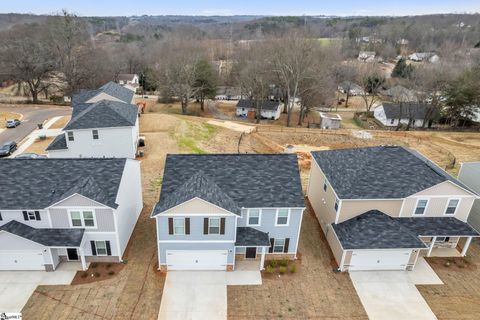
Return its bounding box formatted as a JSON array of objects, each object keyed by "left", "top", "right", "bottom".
[
  {"left": 461, "top": 237, "right": 473, "bottom": 257},
  {"left": 79, "top": 247, "right": 87, "bottom": 271},
  {"left": 260, "top": 247, "right": 266, "bottom": 270},
  {"left": 427, "top": 236, "right": 437, "bottom": 257}
]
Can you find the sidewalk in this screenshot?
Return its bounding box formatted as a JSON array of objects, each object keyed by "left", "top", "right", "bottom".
[{"left": 10, "top": 116, "right": 63, "bottom": 157}]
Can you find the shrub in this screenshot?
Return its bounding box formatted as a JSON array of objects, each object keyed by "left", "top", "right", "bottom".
[
  {"left": 80, "top": 272, "right": 88, "bottom": 278},
  {"left": 279, "top": 266, "right": 287, "bottom": 274},
  {"left": 94, "top": 272, "right": 101, "bottom": 278},
  {"left": 279, "top": 259, "right": 289, "bottom": 267},
  {"left": 270, "top": 259, "right": 278, "bottom": 268},
  {"left": 91, "top": 263, "right": 98, "bottom": 269},
  {"left": 106, "top": 264, "right": 112, "bottom": 269},
  {"left": 290, "top": 264, "right": 297, "bottom": 273},
  {"left": 108, "top": 271, "right": 115, "bottom": 276},
  {"left": 265, "top": 265, "right": 275, "bottom": 274}
]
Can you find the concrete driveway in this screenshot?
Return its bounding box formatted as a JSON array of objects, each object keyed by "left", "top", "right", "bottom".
[
  {"left": 350, "top": 258, "right": 441, "bottom": 320},
  {"left": 0, "top": 264, "right": 77, "bottom": 313},
  {"left": 159, "top": 270, "right": 261, "bottom": 320}
]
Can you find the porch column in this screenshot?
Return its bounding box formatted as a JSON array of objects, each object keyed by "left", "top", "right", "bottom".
[
  {"left": 461, "top": 237, "right": 473, "bottom": 257},
  {"left": 260, "top": 247, "right": 266, "bottom": 270},
  {"left": 79, "top": 247, "right": 87, "bottom": 271},
  {"left": 427, "top": 236, "right": 437, "bottom": 257}
]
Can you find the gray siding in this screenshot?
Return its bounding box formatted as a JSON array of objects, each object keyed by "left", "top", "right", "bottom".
[
  {"left": 458, "top": 163, "right": 480, "bottom": 231},
  {"left": 237, "top": 208, "right": 303, "bottom": 253},
  {"left": 49, "top": 208, "right": 115, "bottom": 232},
  {"left": 158, "top": 242, "right": 235, "bottom": 264},
  {"left": 157, "top": 215, "right": 236, "bottom": 241}
]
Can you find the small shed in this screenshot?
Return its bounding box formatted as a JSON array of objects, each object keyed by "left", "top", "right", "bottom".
[{"left": 319, "top": 112, "right": 342, "bottom": 129}]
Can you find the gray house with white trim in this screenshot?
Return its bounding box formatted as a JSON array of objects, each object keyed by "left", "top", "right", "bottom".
[
  {"left": 0, "top": 158, "right": 142, "bottom": 271},
  {"left": 307, "top": 146, "right": 479, "bottom": 272},
  {"left": 152, "top": 154, "right": 305, "bottom": 271}
]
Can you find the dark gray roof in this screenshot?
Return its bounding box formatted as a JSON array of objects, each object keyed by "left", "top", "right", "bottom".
[
  {"left": 0, "top": 158, "right": 126, "bottom": 209},
  {"left": 332, "top": 210, "right": 427, "bottom": 249},
  {"left": 311, "top": 146, "right": 475, "bottom": 199},
  {"left": 235, "top": 227, "right": 270, "bottom": 246},
  {"left": 382, "top": 102, "right": 430, "bottom": 120},
  {"left": 71, "top": 81, "right": 134, "bottom": 106},
  {"left": 0, "top": 220, "right": 85, "bottom": 247},
  {"left": 153, "top": 154, "right": 305, "bottom": 216},
  {"left": 99, "top": 81, "right": 134, "bottom": 104},
  {"left": 236, "top": 100, "right": 281, "bottom": 111},
  {"left": 64, "top": 100, "right": 138, "bottom": 130},
  {"left": 155, "top": 171, "right": 241, "bottom": 215},
  {"left": 46, "top": 134, "right": 67, "bottom": 151},
  {"left": 398, "top": 217, "right": 480, "bottom": 237}
]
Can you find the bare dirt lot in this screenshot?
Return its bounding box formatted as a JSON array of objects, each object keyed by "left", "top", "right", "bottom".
[
  {"left": 24, "top": 137, "right": 53, "bottom": 154},
  {"left": 50, "top": 115, "right": 71, "bottom": 129},
  {"left": 418, "top": 240, "right": 480, "bottom": 320}
]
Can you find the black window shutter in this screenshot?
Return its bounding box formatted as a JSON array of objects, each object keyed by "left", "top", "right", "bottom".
[
  {"left": 35, "top": 211, "right": 41, "bottom": 221},
  {"left": 269, "top": 238, "right": 274, "bottom": 253},
  {"left": 203, "top": 218, "right": 209, "bottom": 235},
  {"left": 284, "top": 238, "right": 290, "bottom": 253},
  {"left": 90, "top": 241, "right": 97, "bottom": 255},
  {"left": 185, "top": 218, "right": 190, "bottom": 235},
  {"left": 168, "top": 218, "right": 174, "bottom": 235},
  {"left": 23, "top": 211, "right": 28, "bottom": 220},
  {"left": 106, "top": 241, "right": 112, "bottom": 256},
  {"left": 220, "top": 218, "right": 226, "bottom": 235},
  {"left": 0, "top": 212, "right": 2, "bottom": 221}
]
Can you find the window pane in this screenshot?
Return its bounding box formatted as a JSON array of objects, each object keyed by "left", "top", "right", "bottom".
[
  {"left": 210, "top": 218, "right": 219, "bottom": 227},
  {"left": 173, "top": 219, "right": 184, "bottom": 234},
  {"left": 96, "top": 241, "right": 107, "bottom": 255},
  {"left": 273, "top": 239, "right": 285, "bottom": 253},
  {"left": 248, "top": 209, "right": 259, "bottom": 225},
  {"left": 71, "top": 211, "right": 82, "bottom": 226},
  {"left": 277, "top": 209, "right": 288, "bottom": 225},
  {"left": 415, "top": 200, "right": 428, "bottom": 215},
  {"left": 446, "top": 199, "right": 459, "bottom": 214},
  {"left": 83, "top": 211, "right": 93, "bottom": 219}
]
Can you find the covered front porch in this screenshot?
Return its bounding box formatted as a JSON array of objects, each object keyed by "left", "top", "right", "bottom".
[{"left": 234, "top": 227, "right": 271, "bottom": 271}]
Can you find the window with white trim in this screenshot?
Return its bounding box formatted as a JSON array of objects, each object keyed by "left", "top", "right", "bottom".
[
  {"left": 209, "top": 217, "right": 220, "bottom": 234},
  {"left": 95, "top": 241, "right": 107, "bottom": 256},
  {"left": 92, "top": 129, "right": 99, "bottom": 140},
  {"left": 273, "top": 239, "right": 285, "bottom": 253},
  {"left": 173, "top": 218, "right": 185, "bottom": 235},
  {"left": 27, "top": 211, "right": 36, "bottom": 220},
  {"left": 70, "top": 210, "right": 96, "bottom": 228},
  {"left": 276, "top": 209, "right": 289, "bottom": 226},
  {"left": 445, "top": 199, "right": 459, "bottom": 215},
  {"left": 414, "top": 199, "right": 428, "bottom": 215},
  {"left": 67, "top": 131, "right": 74, "bottom": 141},
  {"left": 247, "top": 209, "right": 260, "bottom": 226},
  {"left": 390, "top": 119, "right": 394, "bottom": 124}
]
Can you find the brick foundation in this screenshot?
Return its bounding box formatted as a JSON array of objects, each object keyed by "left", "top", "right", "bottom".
[{"left": 159, "top": 265, "right": 167, "bottom": 272}]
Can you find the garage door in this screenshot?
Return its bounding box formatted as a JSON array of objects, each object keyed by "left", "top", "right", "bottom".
[
  {"left": 166, "top": 250, "right": 228, "bottom": 271},
  {"left": 349, "top": 249, "right": 412, "bottom": 271},
  {"left": 0, "top": 250, "right": 45, "bottom": 271}
]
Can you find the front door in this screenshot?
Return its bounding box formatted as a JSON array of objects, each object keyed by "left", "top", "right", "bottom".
[
  {"left": 245, "top": 247, "right": 257, "bottom": 259},
  {"left": 67, "top": 248, "right": 79, "bottom": 261}
]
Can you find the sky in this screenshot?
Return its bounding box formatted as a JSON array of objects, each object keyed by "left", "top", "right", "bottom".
[{"left": 1, "top": 0, "right": 479, "bottom": 17}]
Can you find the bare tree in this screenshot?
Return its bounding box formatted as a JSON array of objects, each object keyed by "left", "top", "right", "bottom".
[
  {"left": 0, "top": 23, "right": 55, "bottom": 103},
  {"left": 357, "top": 63, "right": 385, "bottom": 112}
]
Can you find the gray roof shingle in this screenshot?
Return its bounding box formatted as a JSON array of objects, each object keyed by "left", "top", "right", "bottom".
[
  {"left": 153, "top": 154, "right": 305, "bottom": 216},
  {"left": 99, "top": 81, "right": 135, "bottom": 104},
  {"left": 332, "top": 210, "right": 426, "bottom": 249},
  {"left": 71, "top": 89, "right": 101, "bottom": 106},
  {"left": 236, "top": 100, "right": 281, "bottom": 111},
  {"left": 64, "top": 100, "right": 138, "bottom": 130},
  {"left": 235, "top": 227, "right": 270, "bottom": 246},
  {"left": 398, "top": 217, "right": 480, "bottom": 237},
  {"left": 311, "top": 146, "right": 475, "bottom": 199},
  {"left": 46, "top": 134, "right": 67, "bottom": 151},
  {"left": 0, "top": 220, "right": 85, "bottom": 247},
  {"left": 0, "top": 158, "right": 126, "bottom": 209},
  {"left": 382, "top": 102, "right": 431, "bottom": 120}
]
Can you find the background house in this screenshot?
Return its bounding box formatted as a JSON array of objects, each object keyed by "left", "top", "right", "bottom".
[
  {"left": 236, "top": 99, "right": 283, "bottom": 120},
  {"left": 116, "top": 74, "right": 140, "bottom": 92},
  {"left": 374, "top": 102, "right": 434, "bottom": 128},
  {"left": 358, "top": 51, "right": 376, "bottom": 63},
  {"left": 338, "top": 81, "right": 364, "bottom": 96},
  {"left": 215, "top": 86, "right": 244, "bottom": 100},
  {"left": 408, "top": 52, "right": 440, "bottom": 63},
  {"left": 0, "top": 158, "right": 142, "bottom": 271}
]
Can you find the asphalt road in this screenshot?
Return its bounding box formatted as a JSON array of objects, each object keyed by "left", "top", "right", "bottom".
[{"left": 0, "top": 104, "right": 71, "bottom": 146}]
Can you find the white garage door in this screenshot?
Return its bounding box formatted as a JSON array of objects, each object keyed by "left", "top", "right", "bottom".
[
  {"left": 166, "top": 250, "right": 228, "bottom": 271},
  {"left": 0, "top": 250, "right": 45, "bottom": 271},
  {"left": 349, "top": 249, "right": 412, "bottom": 271}
]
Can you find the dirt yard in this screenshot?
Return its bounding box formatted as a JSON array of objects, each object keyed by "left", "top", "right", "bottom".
[
  {"left": 23, "top": 137, "right": 53, "bottom": 154},
  {"left": 50, "top": 115, "right": 71, "bottom": 129},
  {"left": 0, "top": 111, "right": 22, "bottom": 122},
  {"left": 228, "top": 204, "right": 368, "bottom": 320},
  {"left": 418, "top": 240, "right": 480, "bottom": 319}
]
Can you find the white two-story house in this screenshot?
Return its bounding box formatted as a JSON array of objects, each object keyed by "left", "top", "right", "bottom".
[
  {"left": 152, "top": 154, "right": 306, "bottom": 272},
  {"left": 0, "top": 158, "right": 142, "bottom": 271},
  {"left": 47, "top": 99, "right": 140, "bottom": 159},
  {"left": 307, "top": 146, "right": 479, "bottom": 272}
]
